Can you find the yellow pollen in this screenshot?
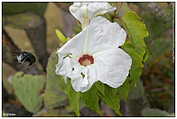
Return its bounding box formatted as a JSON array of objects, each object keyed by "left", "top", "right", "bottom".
[{"left": 81, "top": 59, "right": 91, "bottom": 66}]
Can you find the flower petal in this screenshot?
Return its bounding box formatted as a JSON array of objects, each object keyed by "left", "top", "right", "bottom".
[
  {"left": 70, "top": 66, "right": 89, "bottom": 92},
  {"left": 56, "top": 56, "right": 91, "bottom": 92},
  {"left": 71, "top": 77, "right": 89, "bottom": 92},
  {"left": 88, "top": 16, "right": 127, "bottom": 51},
  {"left": 69, "top": 64, "right": 98, "bottom": 92},
  {"left": 57, "top": 31, "right": 85, "bottom": 57},
  {"left": 56, "top": 57, "right": 73, "bottom": 76},
  {"left": 70, "top": 16, "right": 126, "bottom": 55},
  {"left": 58, "top": 16, "right": 126, "bottom": 56},
  {"left": 69, "top": 2, "right": 116, "bottom": 24},
  {"left": 94, "top": 48, "right": 132, "bottom": 88}
]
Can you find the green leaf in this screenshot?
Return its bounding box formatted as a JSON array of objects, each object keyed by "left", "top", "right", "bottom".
[
  {"left": 12, "top": 72, "right": 45, "bottom": 113},
  {"left": 116, "top": 9, "right": 149, "bottom": 100},
  {"left": 65, "top": 81, "right": 80, "bottom": 116},
  {"left": 122, "top": 11, "right": 149, "bottom": 40},
  {"left": 142, "top": 108, "right": 170, "bottom": 116},
  {"left": 55, "top": 29, "right": 68, "bottom": 43},
  {"left": 43, "top": 90, "right": 66, "bottom": 109},
  {"left": 143, "top": 47, "right": 150, "bottom": 63},
  {"left": 97, "top": 83, "right": 121, "bottom": 115},
  {"left": 81, "top": 84, "right": 102, "bottom": 115},
  {"left": 44, "top": 51, "right": 67, "bottom": 109}
]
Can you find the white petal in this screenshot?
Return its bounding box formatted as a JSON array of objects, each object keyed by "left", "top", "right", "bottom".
[
  {"left": 56, "top": 57, "right": 73, "bottom": 76},
  {"left": 71, "top": 78, "right": 89, "bottom": 92},
  {"left": 55, "top": 54, "right": 91, "bottom": 92},
  {"left": 88, "top": 16, "right": 127, "bottom": 50},
  {"left": 64, "top": 16, "right": 126, "bottom": 55},
  {"left": 74, "top": 16, "right": 126, "bottom": 54},
  {"left": 69, "top": 2, "right": 116, "bottom": 24},
  {"left": 58, "top": 16, "right": 126, "bottom": 56},
  {"left": 94, "top": 48, "right": 132, "bottom": 88},
  {"left": 85, "top": 64, "right": 99, "bottom": 90},
  {"left": 69, "top": 65, "right": 98, "bottom": 92},
  {"left": 57, "top": 31, "right": 85, "bottom": 57},
  {"left": 70, "top": 67, "right": 89, "bottom": 92},
  {"left": 72, "top": 16, "right": 126, "bottom": 54}
]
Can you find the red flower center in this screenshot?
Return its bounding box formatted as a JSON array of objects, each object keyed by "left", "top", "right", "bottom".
[{"left": 78, "top": 54, "right": 94, "bottom": 66}]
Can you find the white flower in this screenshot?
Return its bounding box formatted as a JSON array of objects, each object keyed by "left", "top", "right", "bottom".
[
  {"left": 56, "top": 16, "right": 132, "bottom": 92},
  {"left": 69, "top": 2, "right": 116, "bottom": 27}
]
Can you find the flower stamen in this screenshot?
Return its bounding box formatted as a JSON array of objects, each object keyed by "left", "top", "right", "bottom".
[{"left": 79, "top": 54, "right": 94, "bottom": 66}]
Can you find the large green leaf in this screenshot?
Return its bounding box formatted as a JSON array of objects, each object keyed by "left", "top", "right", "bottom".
[
  {"left": 12, "top": 72, "right": 45, "bottom": 113},
  {"left": 117, "top": 9, "right": 149, "bottom": 100},
  {"left": 44, "top": 51, "right": 66, "bottom": 109}
]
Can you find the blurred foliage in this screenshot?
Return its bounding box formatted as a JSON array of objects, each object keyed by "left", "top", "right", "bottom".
[
  {"left": 3, "top": 3, "right": 48, "bottom": 16},
  {"left": 142, "top": 108, "right": 170, "bottom": 116},
  {"left": 34, "top": 109, "right": 71, "bottom": 117},
  {"left": 44, "top": 51, "right": 67, "bottom": 109},
  {"left": 12, "top": 72, "right": 45, "bottom": 113},
  {"left": 4, "top": 13, "right": 41, "bottom": 29},
  {"left": 135, "top": 3, "right": 174, "bottom": 113}
]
